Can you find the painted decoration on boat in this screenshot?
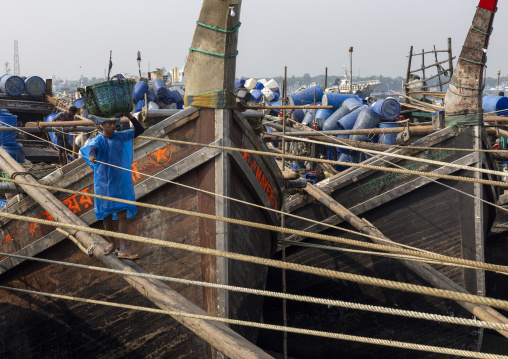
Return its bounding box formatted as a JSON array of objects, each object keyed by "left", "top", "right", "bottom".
[{"left": 241, "top": 146, "right": 278, "bottom": 210}]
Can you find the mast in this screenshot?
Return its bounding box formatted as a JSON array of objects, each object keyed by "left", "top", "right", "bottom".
[
  {"left": 444, "top": 0, "right": 497, "bottom": 120},
  {"left": 184, "top": 1, "right": 241, "bottom": 95}
]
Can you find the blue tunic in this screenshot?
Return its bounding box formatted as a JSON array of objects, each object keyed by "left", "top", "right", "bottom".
[{"left": 80, "top": 130, "right": 137, "bottom": 220}]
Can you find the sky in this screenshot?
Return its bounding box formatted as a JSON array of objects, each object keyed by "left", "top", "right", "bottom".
[{"left": 1, "top": 0, "right": 507, "bottom": 81}]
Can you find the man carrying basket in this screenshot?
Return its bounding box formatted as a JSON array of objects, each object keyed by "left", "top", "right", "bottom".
[{"left": 80, "top": 112, "right": 144, "bottom": 260}]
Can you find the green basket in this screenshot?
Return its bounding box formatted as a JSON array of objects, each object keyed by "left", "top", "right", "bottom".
[{"left": 78, "top": 79, "right": 135, "bottom": 118}]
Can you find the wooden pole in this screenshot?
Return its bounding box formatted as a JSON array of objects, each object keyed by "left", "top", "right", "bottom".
[
  {"left": 421, "top": 48, "right": 426, "bottom": 103},
  {"left": 264, "top": 121, "right": 435, "bottom": 136},
  {"left": 405, "top": 46, "right": 413, "bottom": 97},
  {"left": 448, "top": 38, "right": 454, "bottom": 79},
  {"left": 0, "top": 148, "right": 273, "bottom": 359},
  {"left": 303, "top": 183, "right": 508, "bottom": 339}
]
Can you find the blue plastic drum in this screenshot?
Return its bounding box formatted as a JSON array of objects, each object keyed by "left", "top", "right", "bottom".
[
  {"left": 25, "top": 76, "right": 46, "bottom": 97},
  {"left": 483, "top": 95, "right": 508, "bottom": 116},
  {"left": 72, "top": 98, "right": 88, "bottom": 118},
  {"left": 369, "top": 98, "right": 401, "bottom": 120},
  {"left": 314, "top": 109, "right": 333, "bottom": 126},
  {"left": 289, "top": 85, "right": 323, "bottom": 106},
  {"left": 338, "top": 105, "right": 366, "bottom": 130},
  {"left": 0, "top": 113, "right": 17, "bottom": 145},
  {"left": 322, "top": 94, "right": 360, "bottom": 111},
  {"left": 1, "top": 143, "right": 24, "bottom": 163},
  {"left": 323, "top": 106, "right": 352, "bottom": 131},
  {"left": 153, "top": 79, "right": 170, "bottom": 103},
  {"left": 0, "top": 75, "right": 25, "bottom": 96},
  {"left": 132, "top": 81, "right": 149, "bottom": 102},
  {"left": 350, "top": 107, "right": 382, "bottom": 142},
  {"left": 378, "top": 122, "right": 401, "bottom": 145}
]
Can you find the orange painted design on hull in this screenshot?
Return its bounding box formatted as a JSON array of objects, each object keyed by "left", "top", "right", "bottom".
[{"left": 241, "top": 146, "right": 278, "bottom": 210}]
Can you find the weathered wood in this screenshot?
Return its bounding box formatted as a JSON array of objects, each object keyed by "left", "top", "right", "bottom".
[
  {"left": 0, "top": 134, "right": 274, "bottom": 359},
  {"left": 0, "top": 143, "right": 223, "bottom": 275},
  {"left": 405, "top": 45, "right": 413, "bottom": 97},
  {"left": 445, "top": 3, "right": 496, "bottom": 115},
  {"left": 409, "top": 58, "right": 455, "bottom": 74},
  {"left": 282, "top": 153, "right": 478, "bottom": 246},
  {"left": 303, "top": 182, "right": 508, "bottom": 339},
  {"left": 184, "top": 1, "right": 241, "bottom": 95}
]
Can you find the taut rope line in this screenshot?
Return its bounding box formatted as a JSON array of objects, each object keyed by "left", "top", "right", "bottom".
[
  {"left": 1, "top": 285, "right": 505, "bottom": 359},
  {"left": 2, "top": 211, "right": 508, "bottom": 310},
  {"left": 2, "top": 175, "right": 508, "bottom": 276},
  {"left": 3, "top": 251, "right": 508, "bottom": 331}
]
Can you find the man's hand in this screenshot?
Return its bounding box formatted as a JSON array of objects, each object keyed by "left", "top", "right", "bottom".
[
  {"left": 90, "top": 156, "right": 97, "bottom": 164},
  {"left": 121, "top": 112, "right": 134, "bottom": 121}
]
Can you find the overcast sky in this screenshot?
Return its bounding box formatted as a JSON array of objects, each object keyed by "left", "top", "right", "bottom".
[{"left": 1, "top": 0, "right": 506, "bottom": 80}]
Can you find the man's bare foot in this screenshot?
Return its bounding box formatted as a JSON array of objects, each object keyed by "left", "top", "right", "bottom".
[
  {"left": 117, "top": 253, "right": 140, "bottom": 260},
  {"left": 103, "top": 244, "right": 116, "bottom": 255}
]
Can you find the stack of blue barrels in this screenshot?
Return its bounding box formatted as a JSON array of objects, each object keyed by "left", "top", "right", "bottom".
[
  {"left": 282, "top": 86, "right": 402, "bottom": 175},
  {"left": 135, "top": 79, "right": 184, "bottom": 110},
  {"left": 0, "top": 109, "right": 23, "bottom": 162},
  {"left": 0, "top": 74, "right": 46, "bottom": 97}
]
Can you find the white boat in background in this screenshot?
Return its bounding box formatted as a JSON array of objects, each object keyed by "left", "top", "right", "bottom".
[{"left": 325, "top": 68, "right": 380, "bottom": 97}]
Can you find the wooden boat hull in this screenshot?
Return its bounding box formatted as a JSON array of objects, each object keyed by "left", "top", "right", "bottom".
[
  {"left": 0, "top": 107, "right": 283, "bottom": 358},
  {"left": 258, "top": 127, "right": 496, "bottom": 358}
]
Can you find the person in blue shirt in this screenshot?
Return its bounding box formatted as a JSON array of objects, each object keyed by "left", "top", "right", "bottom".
[{"left": 80, "top": 112, "right": 144, "bottom": 260}]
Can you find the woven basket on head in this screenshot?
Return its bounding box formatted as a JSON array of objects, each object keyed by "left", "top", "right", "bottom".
[{"left": 78, "top": 78, "right": 134, "bottom": 118}]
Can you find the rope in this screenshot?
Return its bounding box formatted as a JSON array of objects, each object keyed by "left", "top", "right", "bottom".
[
  {"left": 5, "top": 251, "right": 508, "bottom": 332},
  {"left": 196, "top": 21, "right": 241, "bottom": 33},
  {"left": 139, "top": 135, "right": 508, "bottom": 187},
  {"left": 2, "top": 174, "right": 496, "bottom": 274},
  {"left": 395, "top": 143, "right": 508, "bottom": 154},
  {"left": 3, "top": 120, "right": 508, "bottom": 273},
  {"left": 3, "top": 211, "right": 508, "bottom": 310},
  {"left": 450, "top": 82, "right": 484, "bottom": 91},
  {"left": 0, "top": 120, "right": 435, "bottom": 251},
  {"left": 5, "top": 175, "right": 505, "bottom": 274},
  {"left": 1, "top": 285, "right": 506, "bottom": 359},
  {"left": 477, "top": 6, "right": 497, "bottom": 14},
  {"left": 14, "top": 113, "right": 503, "bottom": 271},
  {"left": 458, "top": 56, "right": 486, "bottom": 66},
  {"left": 471, "top": 25, "right": 492, "bottom": 36},
  {"left": 277, "top": 119, "right": 508, "bottom": 216},
  {"left": 188, "top": 48, "right": 239, "bottom": 58}
]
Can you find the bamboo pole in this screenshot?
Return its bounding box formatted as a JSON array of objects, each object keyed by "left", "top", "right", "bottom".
[
  {"left": 303, "top": 183, "right": 508, "bottom": 339},
  {"left": 0, "top": 147, "right": 273, "bottom": 359}
]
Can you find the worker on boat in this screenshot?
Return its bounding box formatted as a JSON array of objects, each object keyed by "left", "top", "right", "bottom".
[
  {"left": 79, "top": 113, "right": 144, "bottom": 260},
  {"left": 53, "top": 105, "right": 78, "bottom": 166}
]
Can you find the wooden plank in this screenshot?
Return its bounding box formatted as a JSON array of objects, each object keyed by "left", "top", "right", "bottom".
[
  {"left": 215, "top": 110, "right": 230, "bottom": 336},
  {"left": 196, "top": 109, "right": 218, "bottom": 359}
]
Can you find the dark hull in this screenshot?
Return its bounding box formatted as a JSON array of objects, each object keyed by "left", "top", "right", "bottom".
[
  {"left": 258, "top": 127, "right": 496, "bottom": 358},
  {"left": 0, "top": 107, "right": 283, "bottom": 358}
]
